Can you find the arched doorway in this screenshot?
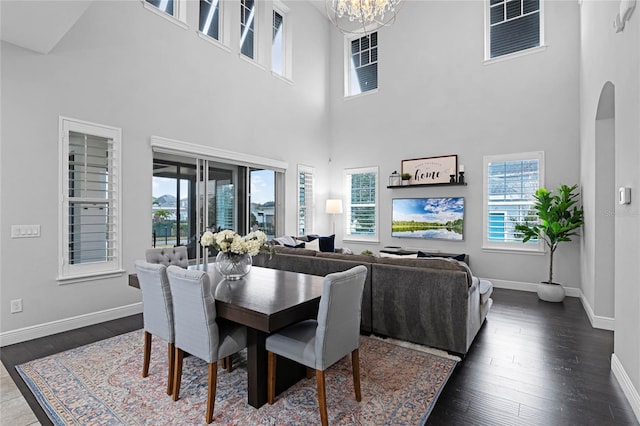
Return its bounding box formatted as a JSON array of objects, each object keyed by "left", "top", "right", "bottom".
[{"left": 594, "top": 82, "right": 615, "bottom": 319}]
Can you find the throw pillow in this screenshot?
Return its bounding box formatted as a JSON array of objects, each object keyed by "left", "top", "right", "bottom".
[
  {"left": 284, "top": 242, "right": 305, "bottom": 249},
  {"left": 450, "top": 253, "right": 467, "bottom": 262},
  {"left": 301, "top": 238, "right": 320, "bottom": 251},
  {"left": 318, "top": 234, "right": 335, "bottom": 252}
]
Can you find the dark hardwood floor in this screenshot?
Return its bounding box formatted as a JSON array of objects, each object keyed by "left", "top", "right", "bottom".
[
  {"left": 1, "top": 288, "right": 638, "bottom": 425},
  {"left": 428, "top": 289, "right": 638, "bottom": 425}
]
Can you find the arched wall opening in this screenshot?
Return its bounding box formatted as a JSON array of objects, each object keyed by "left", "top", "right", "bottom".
[{"left": 594, "top": 81, "right": 615, "bottom": 319}]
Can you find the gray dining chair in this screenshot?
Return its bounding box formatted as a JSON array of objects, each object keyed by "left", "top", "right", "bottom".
[
  {"left": 166, "top": 265, "right": 247, "bottom": 424},
  {"left": 265, "top": 265, "right": 368, "bottom": 426},
  {"left": 145, "top": 246, "right": 189, "bottom": 268},
  {"left": 134, "top": 260, "right": 175, "bottom": 396}
]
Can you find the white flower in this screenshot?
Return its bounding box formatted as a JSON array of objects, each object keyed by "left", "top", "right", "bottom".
[
  {"left": 211, "top": 229, "right": 271, "bottom": 256},
  {"left": 200, "top": 231, "right": 215, "bottom": 247}
]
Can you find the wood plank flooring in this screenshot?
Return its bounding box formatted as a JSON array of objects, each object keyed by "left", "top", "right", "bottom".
[
  {"left": 428, "top": 289, "right": 638, "bottom": 425},
  {"left": 1, "top": 288, "right": 638, "bottom": 425}
]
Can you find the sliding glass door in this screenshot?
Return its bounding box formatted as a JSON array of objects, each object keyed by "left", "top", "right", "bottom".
[{"left": 152, "top": 152, "right": 281, "bottom": 262}]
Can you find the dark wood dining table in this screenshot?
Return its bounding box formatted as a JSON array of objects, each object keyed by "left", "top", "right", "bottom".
[{"left": 129, "top": 265, "right": 325, "bottom": 408}]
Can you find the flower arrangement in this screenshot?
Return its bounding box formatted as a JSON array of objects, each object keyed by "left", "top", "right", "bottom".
[{"left": 200, "top": 229, "right": 271, "bottom": 257}]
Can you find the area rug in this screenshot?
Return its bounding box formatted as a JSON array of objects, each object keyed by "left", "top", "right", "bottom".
[{"left": 16, "top": 330, "right": 457, "bottom": 425}]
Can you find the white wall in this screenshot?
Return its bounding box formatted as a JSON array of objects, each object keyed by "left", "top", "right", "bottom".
[
  {"left": 0, "top": 0, "right": 331, "bottom": 340},
  {"left": 579, "top": 0, "right": 640, "bottom": 418},
  {"left": 327, "top": 0, "right": 582, "bottom": 288}
]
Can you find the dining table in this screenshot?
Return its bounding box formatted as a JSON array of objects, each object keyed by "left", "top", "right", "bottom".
[{"left": 129, "top": 264, "right": 325, "bottom": 408}]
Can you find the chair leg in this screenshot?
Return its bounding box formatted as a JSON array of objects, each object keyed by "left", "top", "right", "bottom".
[
  {"left": 225, "top": 356, "right": 232, "bottom": 373},
  {"left": 351, "top": 349, "right": 362, "bottom": 402},
  {"left": 267, "top": 351, "right": 276, "bottom": 404},
  {"left": 167, "top": 342, "right": 175, "bottom": 396},
  {"left": 316, "top": 369, "right": 328, "bottom": 426},
  {"left": 206, "top": 362, "right": 217, "bottom": 424},
  {"left": 142, "top": 331, "right": 152, "bottom": 378},
  {"left": 173, "top": 348, "right": 184, "bottom": 401},
  {"left": 306, "top": 367, "right": 314, "bottom": 379}
]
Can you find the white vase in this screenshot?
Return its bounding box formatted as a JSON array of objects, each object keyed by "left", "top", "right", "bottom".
[
  {"left": 215, "top": 251, "right": 252, "bottom": 280},
  {"left": 537, "top": 282, "right": 565, "bottom": 302}
]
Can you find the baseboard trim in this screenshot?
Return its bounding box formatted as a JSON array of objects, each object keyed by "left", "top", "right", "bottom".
[
  {"left": 487, "top": 278, "right": 581, "bottom": 297},
  {"left": 0, "top": 302, "right": 143, "bottom": 347},
  {"left": 612, "top": 353, "right": 640, "bottom": 423},
  {"left": 579, "top": 291, "right": 615, "bottom": 331}
]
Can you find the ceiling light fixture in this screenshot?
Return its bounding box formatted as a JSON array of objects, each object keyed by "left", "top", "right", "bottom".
[{"left": 326, "top": 0, "right": 401, "bottom": 34}]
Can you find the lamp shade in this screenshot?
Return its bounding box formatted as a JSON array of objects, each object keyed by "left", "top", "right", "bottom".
[{"left": 325, "top": 199, "right": 343, "bottom": 214}]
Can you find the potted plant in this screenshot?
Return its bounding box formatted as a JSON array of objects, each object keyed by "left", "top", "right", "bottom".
[
  {"left": 515, "top": 184, "right": 584, "bottom": 302},
  {"left": 401, "top": 173, "right": 412, "bottom": 185}
]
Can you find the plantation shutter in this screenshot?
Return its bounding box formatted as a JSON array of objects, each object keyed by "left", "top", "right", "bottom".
[
  {"left": 67, "top": 132, "right": 118, "bottom": 265},
  {"left": 298, "top": 166, "right": 314, "bottom": 236},
  {"left": 489, "top": 0, "right": 540, "bottom": 58},
  {"left": 347, "top": 170, "right": 377, "bottom": 237},
  {"left": 487, "top": 158, "right": 539, "bottom": 243}
]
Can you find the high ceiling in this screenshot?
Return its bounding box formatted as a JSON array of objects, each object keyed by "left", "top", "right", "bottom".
[{"left": 1, "top": 1, "right": 90, "bottom": 54}]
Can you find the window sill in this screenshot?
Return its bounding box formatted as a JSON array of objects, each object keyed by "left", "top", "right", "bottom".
[
  {"left": 482, "top": 246, "right": 545, "bottom": 255},
  {"left": 483, "top": 45, "right": 547, "bottom": 65},
  {"left": 57, "top": 269, "right": 126, "bottom": 285},
  {"left": 142, "top": 1, "right": 189, "bottom": 30},
  {"left": 344, "top": 88, "right": 378, "bottom": 101},
  {"left": 239, "top": 54, "right": 266, "bottom": 71},
  {"left": 343, "top": 238, "right": 380, "bottom": 244},
  {"left": 197, "top": 32, "right": 231, "bottom": 53},
  {"left": 271, "top": 72, "right": 294, "bottom": 86}
]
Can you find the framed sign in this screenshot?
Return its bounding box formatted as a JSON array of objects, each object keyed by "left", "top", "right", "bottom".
[{"left": 402, "top": 155, "right": 457, "bottom": 185}]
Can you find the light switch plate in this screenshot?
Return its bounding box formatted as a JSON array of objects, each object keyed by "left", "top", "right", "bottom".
[{"left": 11, "top": 225, "right": 41, "bottom": 238}]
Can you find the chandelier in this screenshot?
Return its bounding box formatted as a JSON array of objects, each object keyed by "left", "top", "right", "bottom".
[{"left": 326, "top": 0, "right": 401, "bottom": 34}]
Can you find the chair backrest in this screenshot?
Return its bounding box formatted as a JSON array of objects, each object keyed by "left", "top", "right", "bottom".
[
  {"left": 134, "top": 260, "right": 174, "bottom": 343},
  {"left": 315, "top": 265, "right": 368, "bottom": 370},
  {"left": 145, "top": 246, "right": 189, "bottom": 268},
  {"left": 166, "top": 265, "right": 219, "bottom": 363}
]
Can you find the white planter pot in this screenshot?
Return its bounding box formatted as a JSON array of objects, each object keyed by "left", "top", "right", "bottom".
[{"left": 537, "top": 282, "right": 565, "bottom": 302}]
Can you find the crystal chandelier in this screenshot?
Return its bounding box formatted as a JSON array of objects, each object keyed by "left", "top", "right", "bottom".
[{"left": 326, "top": 0, "right": 401, "bottom": 34}]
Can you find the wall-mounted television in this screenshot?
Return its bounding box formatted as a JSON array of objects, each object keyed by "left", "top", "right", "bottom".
[{"left": 392, "top": 197, "right": 464, "bottom": 240}]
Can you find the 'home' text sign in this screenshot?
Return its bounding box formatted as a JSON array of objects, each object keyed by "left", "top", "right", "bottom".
[{"left": 401, "top": 155, "right": 458, "bottom": 185}]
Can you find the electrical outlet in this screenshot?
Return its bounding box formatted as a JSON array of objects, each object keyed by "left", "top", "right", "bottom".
[{"left": 10, "top": 299, "right": 22, "bottom": 313}]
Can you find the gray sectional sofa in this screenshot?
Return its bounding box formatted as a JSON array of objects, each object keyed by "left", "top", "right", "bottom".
[{"left": 253, "top": 246, "right": 493, "bottom": 356}]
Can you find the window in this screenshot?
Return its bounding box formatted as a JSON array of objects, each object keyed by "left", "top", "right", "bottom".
[
  {"left": 240, "top": 0, "right": 256, "bottom": 59},
  {"left": 272, "top": 9, "right": 284, "bottom": 75},
  {"left": 59, "top": 117, "right": 122, "bottom": 282},
  {"left": 146, "top": 0, "right": 174, "bottom": 16},
  {"left": 199, "top": 0, "right": 221, "bottom": 41},
  {"left": 486, "top": 0, "right": 543, "bottom": 59},
  {"left": 345, "top": 166, "right": 378, "bottom": 241},
  {"left": 144, "top": 0, "right": 187, "bottom": 25},
  {"left": 483, "top": 151, "right": 544, "bottom": 251},
  {"left": 346, "top": 32, "right": 378, "bottom": 97},
  {"left": 297, "top": 165, "right": 314, "bottom": 236}
]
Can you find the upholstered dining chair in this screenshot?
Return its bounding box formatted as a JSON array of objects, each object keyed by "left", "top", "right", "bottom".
[
  {"left": 265, "top": 265, "right": 368, "bottom": 426},
  {"left": 145, "top": 246, "right": 189, "bottom": 268},
  {"left": 166, "top": 265, "right": 247, "bottom": 424},
  {"left": 134, "top": 260, "right": 175, "bottom": 396}
]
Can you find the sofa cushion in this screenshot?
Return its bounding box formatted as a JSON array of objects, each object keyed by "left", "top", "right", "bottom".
[
  {"left": 273, "top": 246, "right": 318, "bottom": 256},
  {"left": 418, "top": 251, "right": 467, "bottom": 263},
  {"left": 316, "top": 252, "right": 378, "bottom": 263},
  {"left": 376, "top": 257, "right": 473, "bottom": 287}
]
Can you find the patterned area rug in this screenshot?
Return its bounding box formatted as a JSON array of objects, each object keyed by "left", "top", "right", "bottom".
[{"left": 17, "top": 330, "right": 457, "bottom": 425}]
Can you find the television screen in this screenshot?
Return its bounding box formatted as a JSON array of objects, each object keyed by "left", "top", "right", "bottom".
[{"left": 392, "top": 197, "right": 464, "bottom": 240}]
